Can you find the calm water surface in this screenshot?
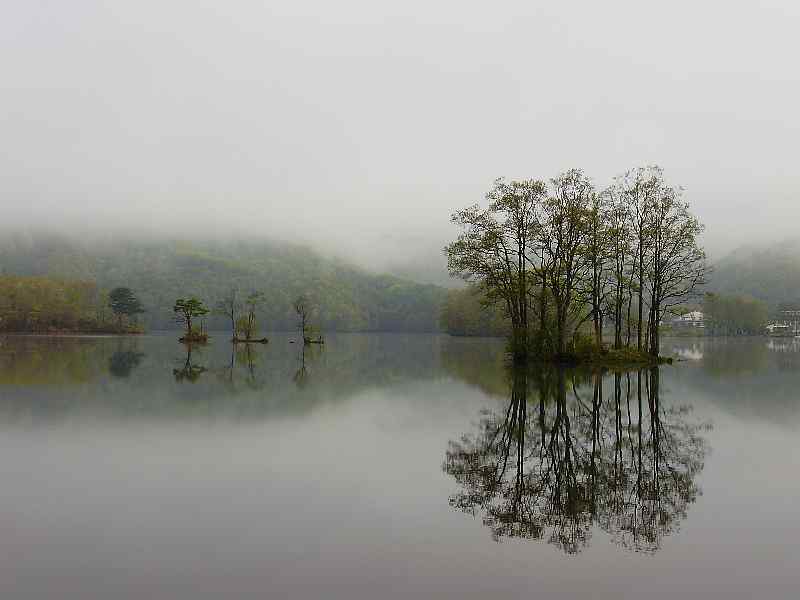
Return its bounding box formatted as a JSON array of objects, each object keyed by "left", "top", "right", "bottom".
[{"left": 0, "top": 333, "right": 798, "bottom": 599}]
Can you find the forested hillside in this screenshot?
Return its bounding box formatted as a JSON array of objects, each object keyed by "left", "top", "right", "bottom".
[
  {"left": 0, "top": 233, "right": 447, "bottom": 332},
  {"left": 709, "top": 240, "right": 800, "bottom": 307},
  {"left": 0, "top": 276, "right": 105, "bottom": 332}
]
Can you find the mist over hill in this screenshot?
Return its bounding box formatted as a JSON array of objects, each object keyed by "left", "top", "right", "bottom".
[
  {"left": 0, "top": 232, "right": 447, "bottom": 332},
  {"left": 708, "top": 239, "right": 800, "bottom": 307}
]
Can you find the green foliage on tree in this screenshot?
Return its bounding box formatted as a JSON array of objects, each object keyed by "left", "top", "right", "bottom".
[
  {"left": 446, "top": 166, "right": 707, "bottom": 362},
  {"left": 242, "top": 291, "right": 265, "bottom": 339},
  {"left": 173, "top": 297, "right": 210, "bottom": 339},
  {"left": 234, "top": 315, "right": 253, "bottom": 340},
  {"left": 108, "top": 287, "right": 145, "bottom": 329}
]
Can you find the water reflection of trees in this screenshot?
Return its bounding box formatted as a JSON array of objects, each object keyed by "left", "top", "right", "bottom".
[
  {"left": 444, "top": 366, "right": 710, "bottom": 554},
  {"left": 218, "top": 343, "right": 263, "bottom": 389},
  {"left": 173, "top": 343, "right": 207, "bottom": 383},
  {"left": 108, "top": 350, "right": 145, "bottom": 378},
  {"left": 293, "top": 344, "right": 324, "bottom": 388}
]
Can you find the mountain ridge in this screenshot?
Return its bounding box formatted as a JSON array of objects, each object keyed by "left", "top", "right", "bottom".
[{"left": 0, "top": 232, "right": 447, "bottom": 332}]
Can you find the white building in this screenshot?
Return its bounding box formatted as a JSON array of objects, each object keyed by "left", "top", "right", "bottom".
[{"left": 673, "top": 311, "right": 705, "bottom": 328}]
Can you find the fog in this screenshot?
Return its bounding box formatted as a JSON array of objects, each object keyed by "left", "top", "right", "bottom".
[{"left": 2, "top": 1, "right": 799, "bottom": 275}]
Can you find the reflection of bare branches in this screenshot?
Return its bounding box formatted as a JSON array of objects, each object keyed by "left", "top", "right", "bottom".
[
  {"left": 600, "top": 370, "right": 709, "bottom": 553},
  {"left": 293, "top": 346, "right": 309, "bottom": 387},
  {"left": 293, "top": 344, "right": 323, "bottom": 388},
  {"left": 217, "top": 343, "right": 262, "bottom": 390},
  {"left": 444, "top": 366, "right": 710, "bottom": 555},
  {"left": 235, "top": 344, "right": 259, "bottom": 389}
]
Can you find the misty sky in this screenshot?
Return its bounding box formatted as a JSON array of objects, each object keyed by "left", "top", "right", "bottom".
[{"left": 2, "top": 1, "right": 799, "bottom": 273}]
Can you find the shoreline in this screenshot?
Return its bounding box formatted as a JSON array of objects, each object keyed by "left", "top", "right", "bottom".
[{"left": 0, "top": 330, "right": 145, "bottom": 337}]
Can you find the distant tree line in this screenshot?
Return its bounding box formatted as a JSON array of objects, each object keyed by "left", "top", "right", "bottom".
[
  {"left": 0, "top": 236, "right": 446, "bottom": 333},
  {"left": 446, "top": 166, "right": 706, "bottom": 362},
  {"left": 702, "top": 293, "right": 769, "bottom": 335},
  {"left": 0, "top": 277, "right": 144, "bottom": 333},
  {"left": 440, "top": 284, "right": 509, "bottom": 337}
]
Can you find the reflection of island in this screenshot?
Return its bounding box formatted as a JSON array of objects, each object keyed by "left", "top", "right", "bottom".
[
  {"left": 173, "top": 344, "right": 207, "bottom": 383},
  {"left": 108, "top": 350, "right": 145, "bottom": 378},
  {"left": 444, "top": 366, "right": 710, "bottom": 554}
]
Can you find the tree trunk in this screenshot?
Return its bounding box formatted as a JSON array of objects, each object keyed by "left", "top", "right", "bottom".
[
  {"left": 555, "top": 306, "right": 567, "bottom": 356},
  {"left": 538, "top": 284, "right": 548, "bottom": 353},
  {"left": 614, "top": 283, "right": 623, "bottom": 350},
  {"left": 648, "top": 278, "right": 661, "bottom": 357},
  {"left": 626, "top": 282, "right": 633, "bottom": 346},
  {"left": 637, "top": 255, "right": 644, "bottom": 351},
  {"left": 650, "top": 321, "right": 660, "bottom": 357},
  {"left": 649, "top": 302, "right": 660, "bottom": 357},
  {"left": 593, "top": 311, "right": 602, "bottom": 348}
]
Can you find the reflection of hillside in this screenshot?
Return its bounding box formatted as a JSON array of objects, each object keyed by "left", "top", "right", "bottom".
[
  {"left": 444, "top": 367, "right": 710, "bottom": 554},
  {"left": 439, "top": 336, "right": 508, "bottom": 397},
  {"left": 0, "top": 336, "right": 116, "bottom": 385},
  {"left": 688, "top": 338, "right": 771, "bottom": 376}
]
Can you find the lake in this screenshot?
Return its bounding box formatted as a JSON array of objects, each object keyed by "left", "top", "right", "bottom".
[{"left": 0, "top": 333, "right": 798, "bottom": 599}]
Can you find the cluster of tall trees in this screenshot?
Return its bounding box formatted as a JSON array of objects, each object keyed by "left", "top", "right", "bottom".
[{"left": 446, "top": 166, "right": 706, "bottom": 361}]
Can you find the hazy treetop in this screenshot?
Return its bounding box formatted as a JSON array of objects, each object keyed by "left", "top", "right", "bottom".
[{"left": 2, "top": 1, "right": 798, "bottom": 271}]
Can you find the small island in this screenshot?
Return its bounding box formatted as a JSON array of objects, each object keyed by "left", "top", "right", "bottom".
[
  {"left": 445, "top": 166, "right": 706, "bottom": 366},
  {"left": 213, "top": 289, "right": 268, "bottom": 343},
  {"left": 173, "top": 297, "right": 210, "bottom": 343},
  {"left": 294, "top": 294, "right": 324, "bottom": 345}
]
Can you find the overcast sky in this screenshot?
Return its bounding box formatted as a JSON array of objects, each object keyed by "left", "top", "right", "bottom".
[{"left": 2, "top": 1, "right": 799, "bottom": 272}]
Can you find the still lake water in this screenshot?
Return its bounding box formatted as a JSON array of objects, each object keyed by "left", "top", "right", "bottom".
[{"left": 0, "top": 333, "right": 798, "bottom": 599}]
